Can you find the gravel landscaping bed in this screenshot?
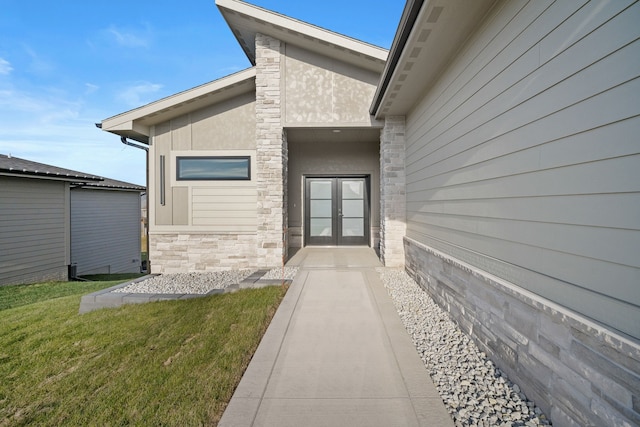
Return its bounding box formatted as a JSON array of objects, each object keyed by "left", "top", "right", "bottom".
[
  {"left": 114, "top": 270, "right": 256, "bottom": 294},
  {"left": 377, "top": 268, "right": 551, "bottom": 427},
  {"left": 112, "top": 267, "right": 298, "bottom": 295},
  {"left": 260, "top": 267, "right": 299, "bottom": 280}
]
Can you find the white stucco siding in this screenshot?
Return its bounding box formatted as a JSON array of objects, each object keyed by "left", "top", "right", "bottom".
[
  {"left": 284, "top": 44, "right": 380, "bottom": 125},
  {"left": 0, "top": 177, "right": 69, "bottom": 285},
  {"left": 190, "top": 93, "right": 256, "bottom": 150},
  {"left": 404, "top": 0, "right": 640, "bottom": 337},
  {"left": 70, "top": 189, "right": 141, "bottom": 275}
]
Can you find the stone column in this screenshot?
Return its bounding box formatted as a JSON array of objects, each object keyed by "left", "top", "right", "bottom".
[
  {"left": 379, "top": 116, "right": 406, "bottom": 267},
  {"left": 255, "top": 33, "right": 287, "bottom": 268}
]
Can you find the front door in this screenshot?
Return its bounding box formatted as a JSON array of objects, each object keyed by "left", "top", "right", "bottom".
[{"left": 305, "top": 177, "right": 369, "bottom": 246}]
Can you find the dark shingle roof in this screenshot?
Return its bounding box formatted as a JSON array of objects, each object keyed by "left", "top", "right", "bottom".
[
  {"left": 0, "top": 154, "right": 144, "bottom": 191},
  {"left": 0, "top": 154, "right": 102, "bottom": 181}
]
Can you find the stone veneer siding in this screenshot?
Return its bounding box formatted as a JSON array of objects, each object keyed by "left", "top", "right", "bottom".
[
  {"left": 404, "top": 237, "right": 640, "bottom": 427},
  {"left": 149, "top": 233, "right": 257, "bottom": 274},
  {"left": 255, "top": 33, "right": 287, "bottom": 268},
  {"left": 379, "top": 116, "right": 406, "bottom": 267}
]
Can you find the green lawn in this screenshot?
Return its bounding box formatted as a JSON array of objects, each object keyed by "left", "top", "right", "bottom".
[
  {"left": 0, "top": 275, "right": 143, "bottom": 312},
  {"left": 0, "top": 280, "right": 286, "bottom": 426}
]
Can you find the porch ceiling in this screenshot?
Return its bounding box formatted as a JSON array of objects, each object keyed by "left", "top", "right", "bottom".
[{"left": 286, "top": 127, "right": 380, "bottom": 144}]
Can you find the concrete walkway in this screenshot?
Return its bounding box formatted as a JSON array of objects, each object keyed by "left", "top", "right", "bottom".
[{"left": 219, "top": 248, "right": 453, "bottom": 427}]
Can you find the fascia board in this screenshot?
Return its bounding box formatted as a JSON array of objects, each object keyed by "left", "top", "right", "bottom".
[
  {"left": 370, "top": 0, "right": 424, "bottom": 116},
  {"left": 104, "top": 120, "right": 148, "bottom": 134},
  {"left": 216, "top": 0, "right": 388, "bottom": 67}
]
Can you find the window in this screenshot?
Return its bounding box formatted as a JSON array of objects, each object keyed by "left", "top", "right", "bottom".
[{"left": 176, "top": 156, "right": 251, "bottom": 181}]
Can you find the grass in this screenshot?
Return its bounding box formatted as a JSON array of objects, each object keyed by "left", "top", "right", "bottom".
[
  {"left": 0, "top": 275, "right": 142, "bottom": 312},
  {"left": 0, "top": 280, "right": 287, "bottom": 426}
]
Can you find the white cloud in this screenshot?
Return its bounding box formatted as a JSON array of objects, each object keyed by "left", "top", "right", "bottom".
[
  {"left": 23, "top": 45, "right": 54, "bottom": 75},
  {"left": 107, "top": 26, "right": 150, "bottom": 48},
  {"left": 0, "top": 89, "right": 81, "bottom": 120},
  {"left": 0, "top": 89, "right": 50, "bottom": 112},
  {"left": 0, "top": 66, "right": 146, "bottom": 186},
  {"left": 116, "top": 82, "right": 163, "bottom": 107},
  {"left": 0, "top": 134, "right": 146, "bottom": 186},
  {"left": 0, "top": 58, "right": 12, "bottom": 75},
  {"left": 0, "top": 111, "right": 147, "bottom": 186},
  {"left": 85, "top": 83, "right": 99, "bottom": 95}
]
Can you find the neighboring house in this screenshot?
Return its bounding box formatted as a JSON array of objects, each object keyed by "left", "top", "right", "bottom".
[
  {"left": 0, "top": 154, "right": 145, "bottom": 285},
  {"left": 100, "top": 1, "right": 639, "bottom": 426},
  {"left": 70, "top": 177, "right": 145, "bottom": 276}
]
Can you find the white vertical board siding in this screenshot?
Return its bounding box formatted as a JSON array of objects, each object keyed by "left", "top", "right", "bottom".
[
  {"left": 71, "top": 189, "right": 141, "bottom": 275},
  {"left": 0, "top": 177, "right": 68, "bottom": 285},
  {"left": 405, "top": 0, "right": 640, "bottom": 338}
]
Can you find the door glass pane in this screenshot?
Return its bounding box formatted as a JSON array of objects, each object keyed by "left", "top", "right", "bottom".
[
  {"left": 342, "top": 200, "right": 363, "bottom": 218},
  {"left": 310, "top": 181, "right": 332, "bottom": 199},
  {"left": 342, "top": 218, "right": 364, "bottom": 236},
  {"left": 310, "top": 218, "right": 332, "bottom": 236},
  {"left": 311, "top": 200, "right": 331, "bottom": 217},
  {"left": 342, "top": 181, "right": 363, "bottom": 199}
]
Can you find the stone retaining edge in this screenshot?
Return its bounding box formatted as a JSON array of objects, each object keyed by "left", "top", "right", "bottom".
[{"left": 78, "top": 270, "right": 291, "bottom": 314}]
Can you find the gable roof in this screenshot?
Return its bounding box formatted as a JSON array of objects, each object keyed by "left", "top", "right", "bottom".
[
  {"left": 216, "top": 0, "right": 388, "bottom": 73},
  {"left": 101, "top": 67, "right": 256, "bottom": 144},
  {"left": 371, "top": 0, "right": 497, "bottom": 118},
  {"left": 101, "top": 1, "right": 391, "bottom": 144},
  {"left": 0, "top": 154, "right": 144, "bottom": 191},
  {"left": 0, "top": 154, "right": 103, "bottom": 183}
]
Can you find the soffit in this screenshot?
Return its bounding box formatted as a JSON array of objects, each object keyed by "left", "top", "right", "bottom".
[
  {"left": 216, "top": 0, "right": 388, "bottom": 73},
  {"left": 101, "top": 68, "right": 256, "bottom": 143},
  {"left": 373, "top": 0, "right": 497, "bottom": 118},
  {"left": 286, "top": 127, "right": 381, "bottom": 144}
]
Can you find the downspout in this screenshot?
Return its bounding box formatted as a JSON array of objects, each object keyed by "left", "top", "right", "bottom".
[
  {"left": 117, "top": 137, "right": 150, "bottom": 273},
  {"left": 95, "top": 123, "right": 151, "bottom": 272},
  {"left": 119, "top": 136, "right": 149, "bottom": 152}
]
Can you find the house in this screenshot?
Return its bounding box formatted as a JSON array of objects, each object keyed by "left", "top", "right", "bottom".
[
  {"left": 101, "top": 0, "right": 387, "bottom": 272},
  {"left": 100, "top": 1, "right": 639, "bottom": 425},
  {"left": 69, "top": 177, "right": 146, "bottom": 276},
  {"left": 0, "top": 154, "right": 145, "bottom": 285}
]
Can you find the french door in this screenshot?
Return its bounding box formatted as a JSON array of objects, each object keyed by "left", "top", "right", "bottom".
[{"left": 304, "top": 177, "right": 369, "bottom": 246}]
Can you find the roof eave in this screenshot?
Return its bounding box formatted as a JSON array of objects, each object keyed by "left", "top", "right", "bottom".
[
  {"left": 372, "top": 0, "right": 497, "bottom": 119},
  {"left": 74, "top": 184, "right": 145, "bottom": 192},
  {"left": 101, "top": 67, "right": 257, "bottom": 143},
  {"left": 370, "top": 0, "right": 425, "bottom": 117},
  {"left": 0, "top": 170, "right": 103, "bottom": 183},
  {"left": 216, "top": 0, "right": 388, "bottom": 73}
]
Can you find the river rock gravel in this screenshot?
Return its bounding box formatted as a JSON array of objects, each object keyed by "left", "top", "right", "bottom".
[
  {"left": 377, "top": 268, "right": 551, "bottom": 427},
  {"left": 260, "top": 266, "right": 299, "bottom": 280},
  {"left": 114, "top": 270, "right": 256, "bottom": 294}
]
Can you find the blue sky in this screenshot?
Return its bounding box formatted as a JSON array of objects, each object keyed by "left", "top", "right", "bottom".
[{"left": 0, "top": 1, "right": 404, "bottom": 186}]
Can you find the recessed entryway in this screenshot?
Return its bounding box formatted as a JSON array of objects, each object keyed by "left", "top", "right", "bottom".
[{"left": 304, "top": 176, "right": 370, "bottom": 246}]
